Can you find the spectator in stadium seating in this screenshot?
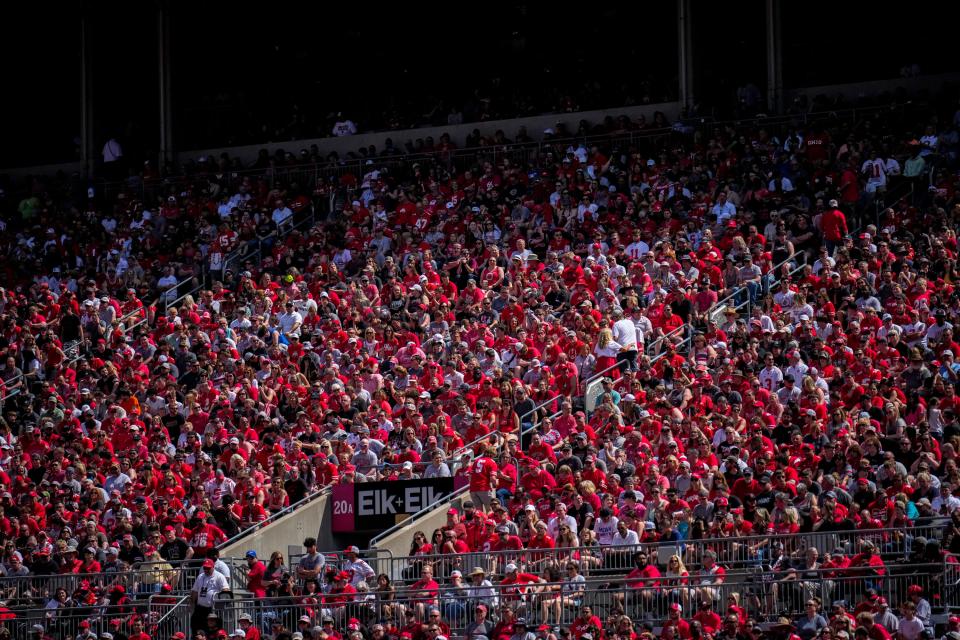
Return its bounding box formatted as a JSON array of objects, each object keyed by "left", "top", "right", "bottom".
[{"left": 298, "top": 537, "right": 324, "bottom": 583}]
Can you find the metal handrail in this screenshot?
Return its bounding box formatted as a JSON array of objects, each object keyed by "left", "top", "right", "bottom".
[
  {"left": 0, "top": 372, "right": 24, "bottom": 405},
  {"left": 376, "top": 523, "right": 945, "bottom": 565},
  {"left": 220, "top": 208, "right": 316, "bottom": 281},
  {"left": 870, "top": 180, "right": 915, "bottom": 230},
  {"left": 645, "top": 322, "right": 688, "bottom": 355},
  {"left": 204, "top": 559, "right": 951, "bottom": 603},
  {"left": 1, "top": 337, "right": 83, "bottom": 406},
  {"left": 369, "top": 485, "right": 468, "bottom": 548},
  {"left": 150, "top": 592, "right": 191, "bottom": 625},
  {"left": 189, "top": 565, "right": 956, "bottom": 636},
  {"left": 216, "top": 482, "right": 334, "bottom": 551},
  {"left": 706, "top": 249, "right": 804, "bottom": 320}
]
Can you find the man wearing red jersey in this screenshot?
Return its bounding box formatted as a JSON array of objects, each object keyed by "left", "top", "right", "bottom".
[{"left": 468, "top": 447, "right": 499, "bottom": 513}]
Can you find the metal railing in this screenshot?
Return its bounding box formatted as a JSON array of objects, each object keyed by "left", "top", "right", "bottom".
[
  {"left": 367, "top": 523, "right": 945, "bottom": 583},
  {"left": 220, "top": 207, "right": 316, "bottom": 281},
  {"left": 149, "top": 593, "right": 192, "bottom": 639},
  {"left": 217, "top": 482, "right": 335, "bottom": 554},
  {"left": 0, "top": 339, "right": 81, "bottom": 408},
  {"left": 198, "top": 561, "right": 951, "bottom": 636},
  {"left": 869, "top": 180, "right": 915, "bottom": 230},
  {"left": 0, "top": 559, "right": 218, "bottom": 601},
  {"left": 1, "top": 592, "right": 192, "bottom": 640}
]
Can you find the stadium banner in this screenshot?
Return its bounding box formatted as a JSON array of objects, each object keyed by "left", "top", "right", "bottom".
[{"left": 331, "top": 477, "right": 466, "bottom": 532}]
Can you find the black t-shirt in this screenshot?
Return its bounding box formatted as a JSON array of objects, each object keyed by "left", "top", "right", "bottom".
[
  {"left": 213, "top": 507, "right": 241, "bottom": 538},
  {"left": 568, "top": 502, "right": 594, "bottom": 529},
  {"left": 161, "top": 412, "right": 186, "bottom": 444},
  {"left": 61, "top": 313, "right": 83, "bottom": 343},
  {"left": 285, "top": 477, "right": 309, "bottom": 504},
  {"left": 754, "top": 489, "right": 776, "bottom": 512},
  {"left": 118, "top": 546, "right": 145, "bottom": 565},
  {"left": 557, "top": 455, "right": 583, "bottom": 472},
  {"left": 545, "top": 287, "right": 570, "bottom": 309},
  {"left": 514, "top": 398, "right": 537, "bottom": 423},
  {"left": 160, "top": 538, "right": 191, "bottom": 563},
  {"left": 179, "top": 370, "right": 201, "bottom": 392},
  {"left": 817, "top": 454, "right": 844, "bottom": 476}
]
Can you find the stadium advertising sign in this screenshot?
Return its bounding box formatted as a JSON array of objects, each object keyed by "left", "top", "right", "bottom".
[{"left": 331, "top": 478, "right": 463, "bottom": 532}]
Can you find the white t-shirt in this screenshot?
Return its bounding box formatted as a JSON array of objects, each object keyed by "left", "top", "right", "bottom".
[
  {"left": 611, "top": 529, "right": 640, "bottom": 546},
  {"left": 593, "top": 516, "right": 619, "bottom": 545},
  {"left": 102, "top": 139, "right": 123, "bottom": 163},
  {"left": 896, "top": 617, "right": 923, "bottom": 640},
  {"left": 625, "top": 240, "right": 650, "bottom": 261},
  {"left": 332, "top": 120, "right": 358, "bottom": 136},
  {"left": 192, "top": 570, "right": 229, "bottom": 607},
  {"left": 157, "top": 274, "right": 178, "bottom": 302},
  {"left": 547, "top": 514, "right": 578, "bottom": 541},
  {"left": 759, "top": 366, "right": 783, "bottom": 392},
  {"left": 861, "top": 158, "right": 888, "bottom": 191},
  {"left": 612, "top": 318, "right": 638, "bottom": 350},
  {"left": 278, "top": 310, "right": 303, "bottom": 337},
  {"left": 632, "top": 316, "right": 651, "bottom": 346},
  {"left": 785, "top": 362, "right": 809, "bottom": 383}
]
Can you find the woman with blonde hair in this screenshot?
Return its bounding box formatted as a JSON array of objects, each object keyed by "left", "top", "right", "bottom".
[
  {"left": 802, "top": 376, "right": 825, "bottom": 404},
  {"left": 663, "top": 553, "right": 691, "bottom": 608},
  {"left": 137, "top": 545, "right": 177, "bottom": 594},
  {"left": 517, "top": 503, "right": 542, "bottom": 544},
  {"left": 593, "top": 328, "right": 622, "bottom": 380}
]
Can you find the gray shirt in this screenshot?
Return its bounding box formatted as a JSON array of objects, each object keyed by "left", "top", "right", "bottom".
[{"left": 423, "top": 463, "right": 451, "bottom": 478}]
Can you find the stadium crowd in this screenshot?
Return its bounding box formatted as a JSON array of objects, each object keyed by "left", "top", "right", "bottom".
[{"left": 2, "top": 92, "right": 960, "bottom": 640}]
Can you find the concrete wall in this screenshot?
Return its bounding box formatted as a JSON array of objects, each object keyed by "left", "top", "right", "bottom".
[
  {"left": 371, "top": 494, "right": 465, "bottom": 580},
  {"left": 1, "top": 160, "right": 84, "bottom": 178},
  {"left": 785, "top": 71, "right": 960, "bottom": 103},
  {"left": 220, "top": 490, "right": 333, "bottom": 560},
  {"left": 182, "top": 102, "right": 682, "bottom": 165}
]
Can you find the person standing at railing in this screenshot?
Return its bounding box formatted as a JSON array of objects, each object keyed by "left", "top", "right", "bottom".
[
  {"left": 191, "top": 558, "right": 229, "bottom": 634},
  {"left": 343, "top": 546, "right": 376, "bottom": 589},
  {"left": 157, "top": 266, "right": 179, "bottom": 306}
]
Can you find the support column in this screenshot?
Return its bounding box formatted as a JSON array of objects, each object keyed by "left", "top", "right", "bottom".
[
  {"left": 677, "top": 0, "right": 694, "bottom": 114},
  {"left": 80, "top": 8, "right": 94, "bottom": 179},
  {"left": 765, "top": 0, "right": 783, "bottom": 114},
  {"left": 158, "top": 0, "right": 173, "bottom": 167}
]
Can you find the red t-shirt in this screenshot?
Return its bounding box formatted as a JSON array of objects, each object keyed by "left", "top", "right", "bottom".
[
  {"left": 500, "top": 572, "right": 539, "bottom": 601},
  {"left": 469, "top": 456, "right": 498, "bottom": 492},
  {"left": 247, "top": 560, "right": 267, "bottom": 597}
]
